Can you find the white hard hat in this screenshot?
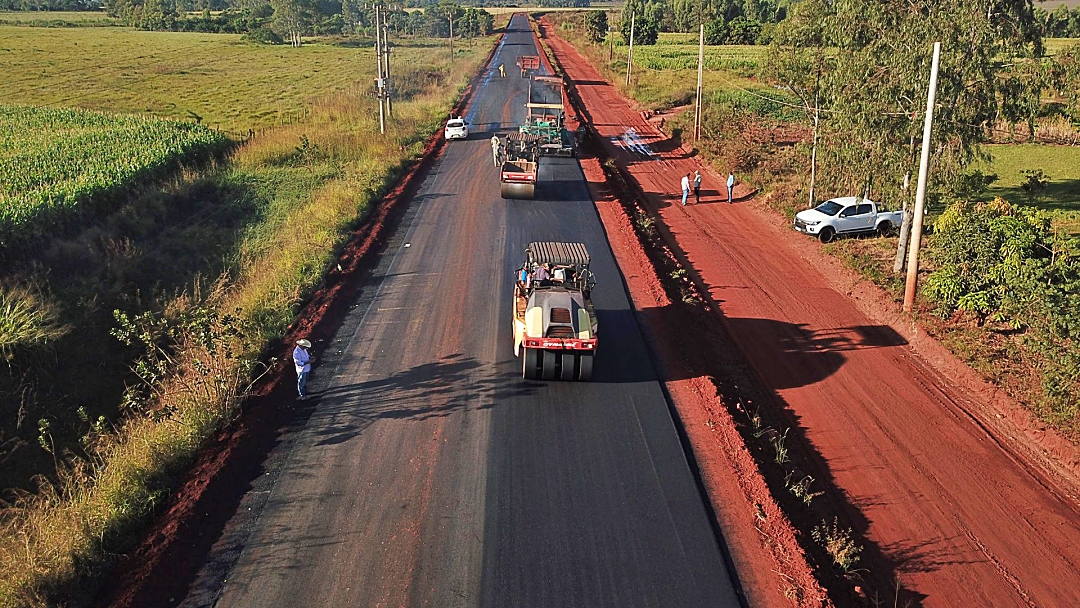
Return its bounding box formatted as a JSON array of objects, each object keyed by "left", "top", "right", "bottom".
[{"left": 296, "top": 339, "right": 312, "bottom": 348}]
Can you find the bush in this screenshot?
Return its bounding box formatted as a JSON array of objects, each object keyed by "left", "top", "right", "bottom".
[
  {"left": 584, "top": 10, "right": 607, "bottom": 44},
  {"left": 245, "top": 25, "right": 284, "bottom": 44},
  {"left": 924, "top": 198, "right": 1080, "bottom": 427}
]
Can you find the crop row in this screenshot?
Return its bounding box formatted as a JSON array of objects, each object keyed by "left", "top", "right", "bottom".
[{"left": 0, "top": 105, "right": 228, "bottom": 251}]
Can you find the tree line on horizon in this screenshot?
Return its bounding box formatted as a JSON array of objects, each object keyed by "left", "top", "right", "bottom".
[{"left": 85, "top": 0, "right": 496, "bottom": 41}]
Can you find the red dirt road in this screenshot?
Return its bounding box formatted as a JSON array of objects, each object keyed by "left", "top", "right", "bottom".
[{"left": 541, "top": 19, "right": 1080, "bottom": 607}]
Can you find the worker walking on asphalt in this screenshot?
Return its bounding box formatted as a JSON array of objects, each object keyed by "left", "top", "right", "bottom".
[
  {"left": 727, "top": 171, "right": 735, "bottom": 203},
  {"left": 499, "top": 63, "right": 505, "bottom": 78},
  {"left": 491, "top": 134, "right": 501, "bottom": 166},
  {"left": 293, "top": 339, "right": 313, "bottom": 400},
  {"left": 681, "top": 172, "right": 691, "bottom": 206},
  {"left": 693, "top": 170, "right": 702, "bottom": 204}
]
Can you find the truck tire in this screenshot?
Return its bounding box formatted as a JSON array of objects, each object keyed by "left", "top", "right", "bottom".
[
  {"left": 559, "top": 353, "right": 576, "bottom": 381},
  {"left": 523, "top": 348, "right": 540, "bottom": 380},
  {"left": 577, "top": 353, "right": 594, "bottom": 381},
  {"left": 541, "top": 349, "right": 557, "bottom": 380},
  {"left": 818, "top": 227, "right": 836, "bottom": 243},
  {"left": 876, "top": 221, "right": 893, "bottom": 237}
]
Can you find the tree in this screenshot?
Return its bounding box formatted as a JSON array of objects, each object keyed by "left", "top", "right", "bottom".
[
  {"left": 725, "top": 15, "right": 760, "bottom": 44},
  {"left": 703, "top": 16, "right": 726, "bottom": 45},
  {"left": 765, "top": 0, "right": 831, "bottom": 208},
  {"left": 271, "top": 0, "right": 316, "bottom": 46},
  {"left": 765, "top": 0, "right": 1042, "bottom": 272},
  {"left": 620, "top": 0, "right": 661, "bottom": 45},
  {"left": 584, "top": 9, "right": 607, "bottom": 43}
]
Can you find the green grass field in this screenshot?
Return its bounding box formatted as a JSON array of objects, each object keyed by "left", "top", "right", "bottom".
[
  {"left": 0, "top": 26, "right": 405, "bottom": 132},
  {"left": 984, "top": 143, "right": 1080, "bottom": 233},
  {"left": 0, "top": 105, "right": 227, "bottom": 248},
  {"left": 0, "top": 10, "right": 114, "bottom": 21},
  {"left": 1045, "top": 37, "right": 1080, "bottom": 53},
  {"left": 550, "top": 17, "right": 768, "bottom": 108}
]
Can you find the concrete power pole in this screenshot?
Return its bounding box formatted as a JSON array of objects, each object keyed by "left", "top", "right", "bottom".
[
  {"left": 382, "top": 8, "right": 392, "bottom": 117},
  {"left": 625, "top": 12, "right": 634, "bottom": 86},
  {"left": 375, "top": 4, "right": 385, "bottom": 135},
  {"left": 902, "top": 41, "right": 942, "bottom": 312},
  {"left": 448, "top": 13, "right": 454, "bottom": 62},
  {"left": 694, "top": 22, "right": 704, "bottom": 142}
]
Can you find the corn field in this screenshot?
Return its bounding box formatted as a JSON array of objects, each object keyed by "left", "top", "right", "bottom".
[
  {"left": 632, "top": 43, "right": 764, "bottom": 73},
  {"left": 0, "top": 105, "right": 228, "bottom": 251}
]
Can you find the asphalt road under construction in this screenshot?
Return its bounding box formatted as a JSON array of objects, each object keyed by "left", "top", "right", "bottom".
[{"left": 181, "top": 15, "right": 743, "bottom": 607}]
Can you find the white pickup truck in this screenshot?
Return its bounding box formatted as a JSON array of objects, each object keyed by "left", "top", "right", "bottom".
[{"left": 793, "top": 196, "right": 902, "bottom": 243}]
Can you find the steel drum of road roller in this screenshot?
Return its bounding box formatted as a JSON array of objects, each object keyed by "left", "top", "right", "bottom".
[{"left": 501, "top": 182, "right": 535, "bottom": 199}]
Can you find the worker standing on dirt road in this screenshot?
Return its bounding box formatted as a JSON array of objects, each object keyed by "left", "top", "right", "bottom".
[
  {"left": 693, "top": 170, "right": 702, "bottom": 204},
  {"left": 681, "top": 172, "right": 691, "bottom": 206},
  {"left": 727, "top": 172, "right": 735, "bottom": 203},
  {"left": 293, "top": 339, "right": 313, "bottom": 400},
  {"left": 491, "top": 134, "right": 501, "bottom": 166}
]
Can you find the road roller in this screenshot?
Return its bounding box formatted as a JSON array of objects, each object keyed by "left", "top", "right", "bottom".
[
  {"left": 512, "top": 242, "right": 598, "bottom": 381},
  {"left": 500, "top": 132, "right": 540, "bottom": 199}
]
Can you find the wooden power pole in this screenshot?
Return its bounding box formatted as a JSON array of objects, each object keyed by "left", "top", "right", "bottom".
[
  {"left": 375, "top": 4, "right": 385, "bottom": 135},
  {"left": 382, "top": 8, "right": 392, "bottom": 117},
  {"left": 694, "top": 22, "right": 704, "bottom": 142},
  {"left": 902, "top": 41, "right": 942, "bottom": 312}
]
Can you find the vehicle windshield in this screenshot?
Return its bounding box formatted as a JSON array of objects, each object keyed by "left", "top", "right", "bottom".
[
  {"left": 447, "top": 120, "right": 464, "bottom": 128},
  {"left": 814, "top": 200, "right": 844, "bottom": 216}
]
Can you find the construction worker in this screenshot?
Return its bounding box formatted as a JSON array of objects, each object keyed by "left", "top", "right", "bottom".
[
  {"left": 498, "top": 63, "right": 505, "bottom": 78},
  {"left": 293, "top": 339, "right": 313, "bottom": 399},
  {"left": 491, "top": 134, "right": 501, "bottom": 166}
]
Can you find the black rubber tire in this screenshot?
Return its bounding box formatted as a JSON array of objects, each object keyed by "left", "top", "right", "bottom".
[
  {"left": 818, "top": 227, "right": 836, "bottom": 243},
  {"left": 523, "top": 348, "right": 539, "bottom": 380},
  {"left": 577, "top": 353, "right": 594, "bottom": 381},
  {"left": 876, "top": 221, "right": 893, "bottom": 237},
  {"left": 559, "top": 353, "right": 576, "bottom": 381},
  {"left": 541, "top": 350, "right": 557, "bottom": 380}
]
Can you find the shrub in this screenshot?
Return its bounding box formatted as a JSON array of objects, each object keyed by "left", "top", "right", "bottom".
[{"left": 924, "top": 198, "right": 1080, "bottom": 427}]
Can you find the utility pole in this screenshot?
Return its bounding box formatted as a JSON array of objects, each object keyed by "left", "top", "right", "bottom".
[
  {"left": 694, "top": 22, "right": 704, "bottom": 142},
  {"left": 382, "top": 7, "right": 392, "bottom": 117},
  {"left": 902, "top": 41, "right": 941, "bottom": 313},
  {"left": 625, "top": 11, "right": 635, "bottom": 86},
  {"left": 448, "top": 12, "right": 454, "bottom": 62},
  {"left": 608, "top": 27, "right": 613, "bottom": 61},
  {"left": 374, "top": 4, "right": 385, "bottom": 134}
]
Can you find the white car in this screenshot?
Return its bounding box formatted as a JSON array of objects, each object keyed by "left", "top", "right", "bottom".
[
  {"left": 444, "top": 117, "right": 469, "bottom": 140},
  {"left": 794, "top": 196, "right": 902, "bottom": 243}
]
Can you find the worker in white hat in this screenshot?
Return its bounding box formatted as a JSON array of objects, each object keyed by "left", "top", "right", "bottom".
[{"left": 293, "top": 339, "right": 314, "bottom": 399}]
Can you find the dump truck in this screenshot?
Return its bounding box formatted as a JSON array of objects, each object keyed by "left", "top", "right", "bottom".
[
  {"left": 516, "top": 55, "right": 541, "bottom": 78},
  {"left": 500, "top": 132, "right": 540, "bottom": 199},
  {"left": 513, "top": 242, "right": 598, "bottom": 381},
  {"left": 519, "top": 76, "right": 576, "bottom": 157}
]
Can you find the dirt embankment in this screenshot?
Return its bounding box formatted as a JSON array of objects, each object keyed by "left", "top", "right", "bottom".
[
  {"left": 92, "top": 34, "right": 505, "bottom": 608},
  {"left": 537, "top": 15, "right": 1080, "bottom": 608}
]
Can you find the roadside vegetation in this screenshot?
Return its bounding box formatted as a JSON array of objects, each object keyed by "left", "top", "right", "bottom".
[
  {"left": 549, "top": 0, "right": 1080, "bottom": 439},
  {"left": 0, "top": 17, "right": 497, "bottom": 606}
]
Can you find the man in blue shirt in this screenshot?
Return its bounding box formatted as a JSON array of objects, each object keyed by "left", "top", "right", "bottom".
[
  {"left": 293, "top": 339, "right": 313, "bottom": 399},
  {"left": 727, "top": 172, "right": 735, "bottom": 203}
]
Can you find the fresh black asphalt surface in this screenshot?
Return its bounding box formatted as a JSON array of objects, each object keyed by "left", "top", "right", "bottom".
[{"left": 183, "top": 15, "right": 743, "bottom": 607}]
